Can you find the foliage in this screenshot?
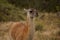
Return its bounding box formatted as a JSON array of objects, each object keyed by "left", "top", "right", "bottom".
[
  {"left": 0, "top": 0, "right": 60, "bottom": 21},
  {"left": 7, "top": 0, "right": 60, "bottom": 12},
  {"left": 35, "top": 24, "right": 43, "bottom": 31},
  {"left": 0, "top": 0, "right": 25, "bottom": 21}
]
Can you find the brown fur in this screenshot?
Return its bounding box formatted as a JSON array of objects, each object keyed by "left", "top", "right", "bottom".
[
  {"left": 9, "top": 22, "right": 30, "bottom": 40},
  {"left": 9, "top": 8, "right": 37, "bottom": 40}
]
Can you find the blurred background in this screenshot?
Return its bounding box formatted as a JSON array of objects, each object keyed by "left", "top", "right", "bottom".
[{"left": 0, "top": 0, "right": 60, "bottom": 40}]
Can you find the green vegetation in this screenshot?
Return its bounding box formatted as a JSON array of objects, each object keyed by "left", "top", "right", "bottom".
[
  {"left": 35, "top": 24, "right": 43, "bottom": 31},
  {"left": 0, "top": 0, "right": 60, "bottom": 40},
  {"left": 0, "top": 0, "right": 60, "bottom": 21},
  {"left": 0, "top": 0, "right": 26, "bottom": 21},
  {"left": 7, "top": 0, "right": 60, "bottom": 12}
]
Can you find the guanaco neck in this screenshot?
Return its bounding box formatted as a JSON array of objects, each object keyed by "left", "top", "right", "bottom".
[
  {"left": 26, "top": 11, "right": 34, "bottom": 27},
  {"left": 26, "top": 11, "right": 35, "bottom": 40}
]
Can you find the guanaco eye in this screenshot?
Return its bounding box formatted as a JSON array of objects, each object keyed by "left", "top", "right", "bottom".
[{"left": 29, "top": 11, "right": 33, "bottom": 13}]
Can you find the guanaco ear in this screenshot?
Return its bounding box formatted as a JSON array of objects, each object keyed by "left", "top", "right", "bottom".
[
  {"left": 24, "top": 8, "right": 26, "bottom": 10},
  {"left": 24, "top": 8, "right": 29, "bottom": 12},
  {"left": 24, "top": 8, "right": 31, "bottom": 12}
]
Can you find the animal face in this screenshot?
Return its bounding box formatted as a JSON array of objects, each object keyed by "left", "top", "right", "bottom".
[
  {"left": 29, "top": 9, "right": 38, "bottom": 18},
  {"left": 24, "top": 8, "right": 38, "bottom": 18}
]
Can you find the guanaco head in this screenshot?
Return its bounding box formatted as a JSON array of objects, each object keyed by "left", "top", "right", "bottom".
[{"left": 24, "top": 8, "right": 38, "bottom": 19}]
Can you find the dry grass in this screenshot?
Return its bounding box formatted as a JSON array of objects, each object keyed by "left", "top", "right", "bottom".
[{"left": 0, "top": 13, "right": 60, "bottom": 40}]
